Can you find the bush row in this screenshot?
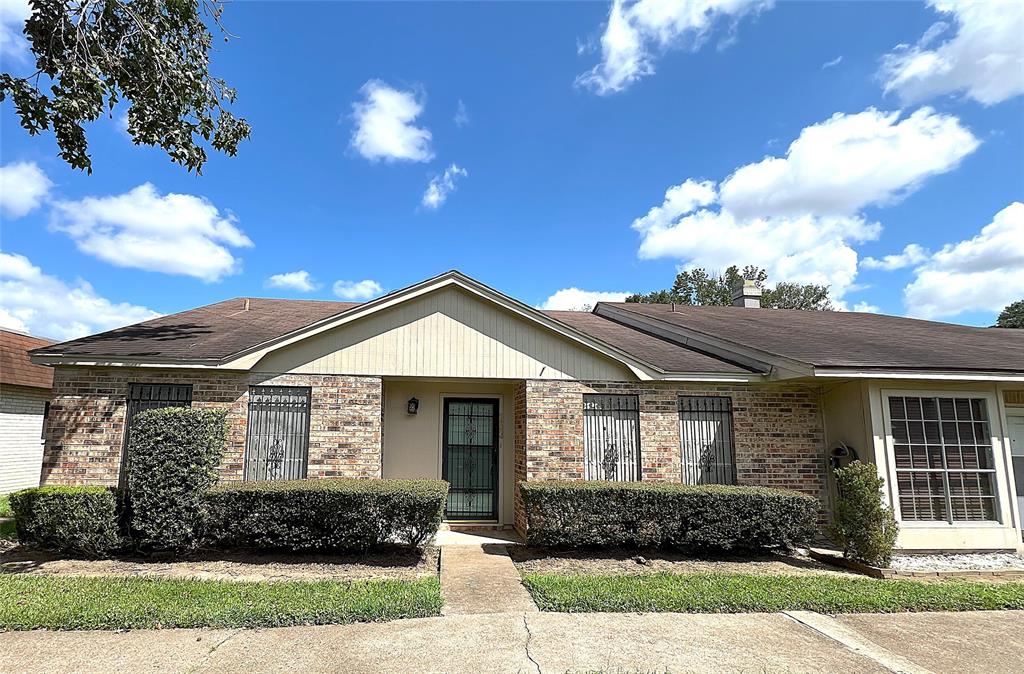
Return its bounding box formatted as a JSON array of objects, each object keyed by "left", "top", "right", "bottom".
[
  {"left": 520, "top": 481, "right": 819, "bottom": 551},
  {"left": 11, "top": 408, "right": 447, "bottom": 557}
]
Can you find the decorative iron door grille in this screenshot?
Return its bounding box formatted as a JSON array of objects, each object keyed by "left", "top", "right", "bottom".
[
  {"left": 442, "top": 398, "right": 499, "bottom": 520},
  {"left": 121, "top": 383, "right": 193, "bottom": 485},
  {"left": 244, "top": 386, "right": 311, "bottom": 481},
  {"left": 583, "top": 394, "right": 641, "bottom": 481},
  {"left": 679, "top": 396, "right": 736, "bottom": 485}
]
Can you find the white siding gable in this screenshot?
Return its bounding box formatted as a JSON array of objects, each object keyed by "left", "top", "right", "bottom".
[{"left": 254, "top": 286, "right": 635, "bottom": 380}]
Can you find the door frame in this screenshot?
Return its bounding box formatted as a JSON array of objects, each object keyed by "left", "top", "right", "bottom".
[{"left": 440, "top": 395, "right": 500, "bottom": 521}]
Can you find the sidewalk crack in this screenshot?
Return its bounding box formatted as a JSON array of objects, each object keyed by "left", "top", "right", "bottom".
[
  {"left": 188, "top": 629, "right": 241, "bottom": 674},
  {"left": 522, "top": 615, "right": 542, "bottom": 674}
]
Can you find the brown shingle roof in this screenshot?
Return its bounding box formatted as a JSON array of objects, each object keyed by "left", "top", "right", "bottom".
[
  {"left": 1, "top": 329, "right": 56, "bottom": 389},
  {"left": 542, "top": 311, "right": 753, "bottom": 374},
  {"left": 33, "top": 298, "right": 360, "bottom": 361},
  {"left": 602, "top": 303, "right": 1024, "bottom": 373}
]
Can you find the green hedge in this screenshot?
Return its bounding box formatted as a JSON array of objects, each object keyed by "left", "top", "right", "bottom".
[
  {"left": 520, "top": 481, "right": 819, "bottom": 551},
  {"left": 8, "top": 486, "right": 121, "bottom": 557},
  {"left": 125, "top": 407, "right": 227, "bottom": 552},
  {"left": 830, "top": 461, "right": 899, "bottom": 567},
  {"left": 204, "top": 478, "right": 448, "bottom": 551}
]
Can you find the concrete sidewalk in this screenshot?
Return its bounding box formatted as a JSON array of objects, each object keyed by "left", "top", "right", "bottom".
[{"left": 1, "top": 610, "right": 1021, "bottom": 674}]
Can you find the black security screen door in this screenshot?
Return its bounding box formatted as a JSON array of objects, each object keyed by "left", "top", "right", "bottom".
[
  {"left": 121, "top": 383, "right": 193, "bottom": 485},
  {"left": 443, "top": 398, "right": 499, "bottom": 520},
  {"left": 245, "top": 386, "right": 311, "bottom": 481}
]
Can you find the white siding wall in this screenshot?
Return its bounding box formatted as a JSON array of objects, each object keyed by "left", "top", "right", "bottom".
[
  {"left": 255, "top": 286, "right": 635, "bottom": 381},
  {"left": 0, "top": 385, "right": 48, "bottom": 493}
]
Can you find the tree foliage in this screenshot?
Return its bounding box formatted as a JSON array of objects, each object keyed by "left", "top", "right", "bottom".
[
  {"left": 626, "top": 265, "right": 835, "bottom": 311},
  {"left": 1, "top": 0, "right": 250, "bottom": 173},
  {"left": 996, "top": 300, "right": 1024, "bottom": 328}
]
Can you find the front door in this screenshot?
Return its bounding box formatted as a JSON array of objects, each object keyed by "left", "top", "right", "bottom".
[
  {"left": 1008, "top": 411, "right": 1024, "bottom": 532},
  {"left": 442, "top": 398, "right": 499, "bottom": 520}
]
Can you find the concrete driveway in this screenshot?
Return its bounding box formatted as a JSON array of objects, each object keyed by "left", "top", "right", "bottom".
[{"left": 1, "top": 610, "right": 1021, "bottom": 674}]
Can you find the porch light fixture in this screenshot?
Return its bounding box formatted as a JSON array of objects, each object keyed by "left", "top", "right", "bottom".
[{"left": 407, "top": 397, "right": 419, "bottom": 415}]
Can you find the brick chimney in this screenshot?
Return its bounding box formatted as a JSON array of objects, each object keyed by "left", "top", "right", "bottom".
[{"left": 731, "top": 279, "right": 761, "bottom": 308}]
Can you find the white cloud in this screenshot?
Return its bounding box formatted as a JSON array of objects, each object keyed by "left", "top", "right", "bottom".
[
  {"left": 0, "top": 251, "right": 159, "bottom": 340},
  {"left": 862, "top": 243, "right": 930, "bottom": 271},
  {"left": 266, "top": 270, "right": 318, "bottom": 292},
  {"left": 333, "top": 279, "right": 384, "bottom": 301},
  {"left": 50, "top": 183, "right": 252, "bottom": 282},
  {"left": 422, "top": 164, "right": 468, "bottom": 210},
  {"left": 454, "top": 99, "right": 469, "bottom": 127},
  {"left": 903, "top": 202, "right": 1024, "bottom": 319},
  {"left": 880, "top": 0, "right": 1024, "bottom": 105},
  {"left": 577, "top": 0, "right": 773, "bottom": 94},
  {"left": 0, "top": 0, "right": 30, "bottom": 61},
  {"left": 350, "top": 80, "right": 433, "bottom": 163},
  {"left": 632, "top": 107, "right": 980, "bottom": 299},
  {"left": 822, "top": 55, "right": 843, "bottom": 69},
  {"left": 540, "top": 288, "right": 631, "bottom": 311},
  {"left": 0, "top": 161, "right": 52, "bottom": 218},
  {"left": 851, "top": 301, "right": 881, "bottom": 313},
  {"left": 719, "top": 107, "right": 979, "bottom": 219}
]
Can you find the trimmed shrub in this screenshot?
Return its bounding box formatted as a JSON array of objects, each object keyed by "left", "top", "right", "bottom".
[
  {"left": 520, "top": 481, "right": 819, "bottom": 551},
  {"left": 829, "top": 461, "right": 898, "bottom": 567},
  {"left": 125, "top": 407, "right": 227, "bottom": 552},
  {"left": 204, "top": 478, "right": 448, "bottom": 551},
  {"left": 8, "top": 486, "right": 121, "bottom": 557}
]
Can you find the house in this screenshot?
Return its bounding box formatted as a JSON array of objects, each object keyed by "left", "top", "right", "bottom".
[
  {"left": 29, "top": 271, "right": 1024, "bottom": 552},
  {"left": 1, "top": 329, "right": 55, "bottom": 494}
]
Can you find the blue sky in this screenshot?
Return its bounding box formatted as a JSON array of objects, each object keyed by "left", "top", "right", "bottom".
[{"left": 1, "top": 0, "right": 1022, "bottom": 340}]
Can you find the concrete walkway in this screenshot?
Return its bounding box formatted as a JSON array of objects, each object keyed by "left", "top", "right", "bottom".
[
  {"left": 3, "top": 610, "right": 1021, "bottom": 673},
  {"left": 439, "top": 543, "right": 537, "bottom": 615}
]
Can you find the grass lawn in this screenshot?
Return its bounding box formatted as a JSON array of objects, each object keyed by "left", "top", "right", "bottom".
[
  {"left": 523, "top": 572, "right": 1024, "bottom": 614},
  {"left": 0, "top": 495, "right": 11, "bottom": 517},
  {"left": 0, "top": 575, "right": 442, "bottom": 630}
]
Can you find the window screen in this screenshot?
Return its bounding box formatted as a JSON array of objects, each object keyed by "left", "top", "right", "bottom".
[
  {"left": 583, "top": 394, "right": 640, "bottom": 481},
  {"left": 244, "top": 386, "right": 311, "bottom": 481},
  {"left": 679, "top": 396, "right": 736, "bottom": 485},
  {"left": 888, "top": 396, "right": 998, "bottom": 522}
]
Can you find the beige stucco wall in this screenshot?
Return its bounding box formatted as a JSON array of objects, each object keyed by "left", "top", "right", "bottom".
[
  {"left": 254, "top": 286, "right": 635, "bottom": 382},
  {"left": 382, "top": 379, "right": 516, "bottom": 525}
]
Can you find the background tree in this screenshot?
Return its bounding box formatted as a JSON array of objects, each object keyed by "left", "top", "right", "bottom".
[
  {"left": 996, "top": 300, "right": 1024, "bottom": 328},
  {"left": 1, "top": 0, "right": 250, "bottom": 173},
  {"left": 626, "top": 265, "right": 835, "bottom": 311}
]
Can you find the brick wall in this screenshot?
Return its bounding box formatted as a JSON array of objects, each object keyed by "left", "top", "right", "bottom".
[
  {"left": 513, "top": 379, "right": 826, "bottom": 534},
  {"left": 0, "top": 384, "right": 49, "bottom": 492},
  {"left": 42, "top": 367, "right": 382, "bottom": 486}
]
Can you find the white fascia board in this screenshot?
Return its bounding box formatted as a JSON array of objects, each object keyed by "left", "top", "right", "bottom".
[
  {"left": 29, "top": 355, "right": 227, "bottom": 369},
  {"left": 594, "top": 304, "right": 811, "bottom": 380},
  {"left": 814, "top": 368, "right": 1024, "bottom": 382}
]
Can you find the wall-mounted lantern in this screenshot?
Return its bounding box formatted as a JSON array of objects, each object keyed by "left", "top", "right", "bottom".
[{"left": 407, "top": 397, "right": 419, "bottom": 415}]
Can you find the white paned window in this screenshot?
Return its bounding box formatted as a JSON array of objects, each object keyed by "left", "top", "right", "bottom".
[
  {"left": 583, "top": 394, "right": 640, "bottom": 481},
  {"left": 887, "top": 396, "right": 998, "bottom": 523}
]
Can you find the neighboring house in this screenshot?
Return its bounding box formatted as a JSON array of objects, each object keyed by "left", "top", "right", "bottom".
[
  {"left": 29, "top": 271, "right": 1024, "bottom": 552},
  {"left": 1, "top": 329, "right": 55, "bottom": 494}
]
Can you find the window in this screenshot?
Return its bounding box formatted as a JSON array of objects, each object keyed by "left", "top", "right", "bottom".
[
  {"left": 887, "top": 396, "right": 998, "bottom": 523},
  {"left": 679, "top": 396, "right": 736, "bottom": 485},
  {"left": 583, "top": 394, "right": 640, "bottom": 481},
  {"left": 244, "top": 386, "right": 311, "bottom": 481},
  {"left": 121, "top": 383, "right": 193, "bottom": 484}
]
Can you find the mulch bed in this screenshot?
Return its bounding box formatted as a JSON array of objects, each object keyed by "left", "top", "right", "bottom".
[
  {"left": 0, "top": 544, "right": 439, "bottom": 582},
  {"left": 509, "top": 546, "right": 862, "bottom": 578}
]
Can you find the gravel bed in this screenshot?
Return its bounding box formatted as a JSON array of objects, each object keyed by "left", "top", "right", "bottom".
[
  {"left": 890, "top": 552, "right": 1024, "bottom": 572},
  {"left": 0, "top": 544, "right": 439, "bottom": 582}
]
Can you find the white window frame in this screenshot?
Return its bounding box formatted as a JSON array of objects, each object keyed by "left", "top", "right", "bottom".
[{"left": 880, "top": 388, "right": 1010, "bottom": 528}]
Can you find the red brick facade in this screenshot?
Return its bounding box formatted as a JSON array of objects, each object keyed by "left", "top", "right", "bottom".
[
  {"left": 513, "top": 379, "right": 826, "bottom": 533},
  {"left": 42, "top": 367, "right": 382, "bottom": 486}
]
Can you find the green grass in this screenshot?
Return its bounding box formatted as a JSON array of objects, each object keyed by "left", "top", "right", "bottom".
[
  {"left": 0, "top": 575, "right": 442, "bottom": 630},
  {"left": 0, "top": 495, "right": 11, "bottom": 518},
  {"left": 522, "top": 572, "right": 1024, "bottom": 614}
]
